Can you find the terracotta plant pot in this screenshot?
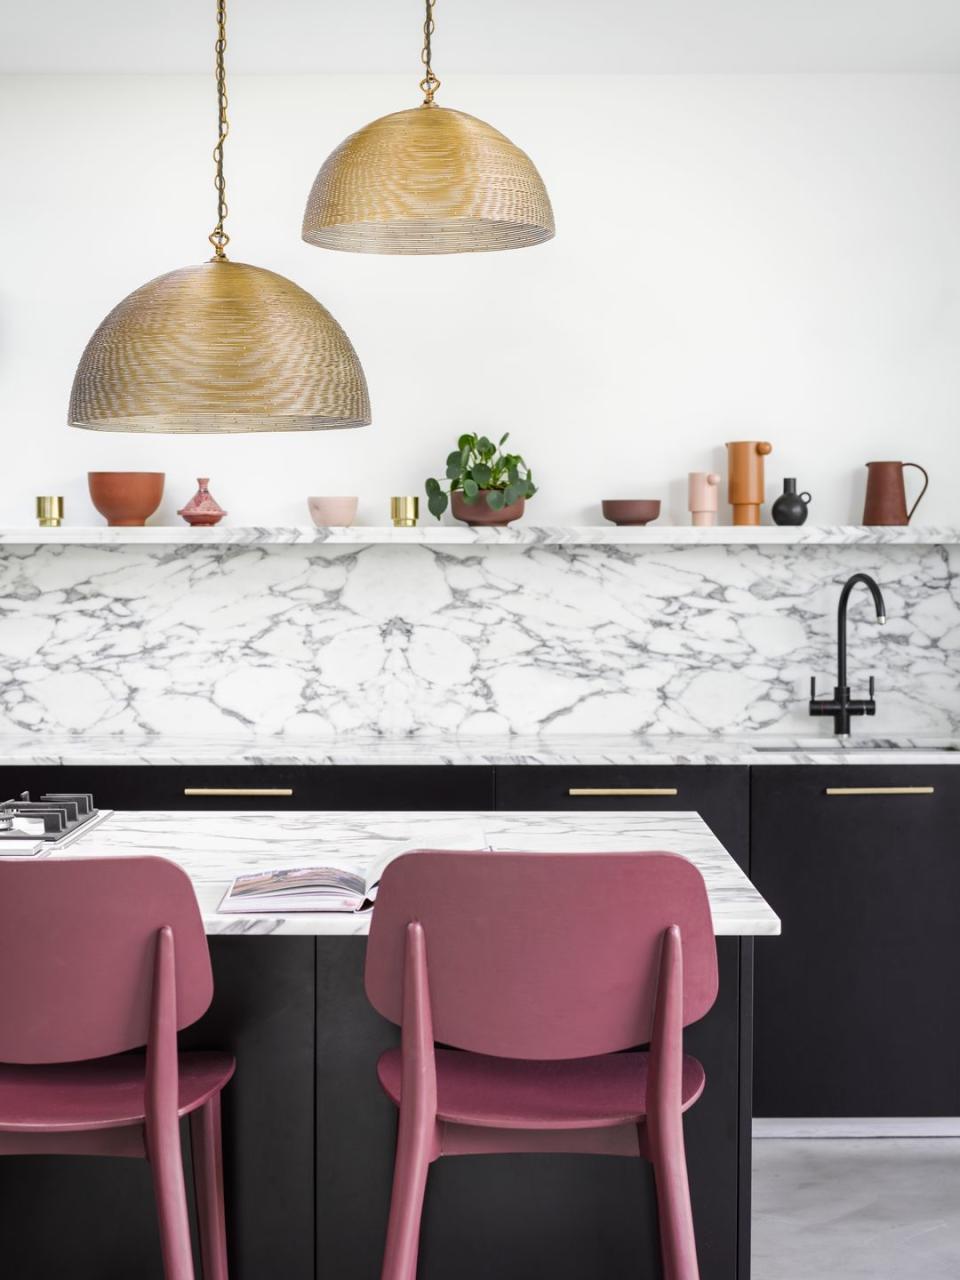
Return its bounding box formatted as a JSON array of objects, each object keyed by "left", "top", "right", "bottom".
[
  {"left": 601, "top": 499, "right": 661, "bottom": 526},
  {"left": 451, "top": 490, "right": 525, "bottom": 526},
  {"left": 88, "top": 472, "right": 165, "bottom": 527}
]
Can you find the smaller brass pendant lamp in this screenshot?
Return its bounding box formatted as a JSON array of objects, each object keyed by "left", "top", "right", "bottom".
[
  {"left": 69, "top": 0, "right": 370, "bottom": 433},
  {"left": 302, "top": 0, "right": 555, "bottom": 255}
]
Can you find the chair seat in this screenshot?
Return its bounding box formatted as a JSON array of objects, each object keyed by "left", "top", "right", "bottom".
[
  {"left": 377, "top": 1048, "right": 705, "bottom": 1131},
  {"left": 0, "top": 1051, "right": 236, "bottom": 1133}
]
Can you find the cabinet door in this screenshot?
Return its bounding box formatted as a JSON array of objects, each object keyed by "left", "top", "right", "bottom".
[
  {"left": 752, "top": 765, "right": 960, "bottom": 1117},
  {"left": 0, "top": 765, "right": 494, "bottom": 811},
  {"left": 494, "top": 765, "right": 749, "bottom": 868}
]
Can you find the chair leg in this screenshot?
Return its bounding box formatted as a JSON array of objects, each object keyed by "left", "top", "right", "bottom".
[
  {"left": 381, "top": 1114, "right": 435, "bottom": 1280},
  {"left": 647, "top": 1118, "right": 700, "bottom": 1280},
  {"left": 148, "top": 1116, "right": 196, "bottom": 1280},
  {"left": 190, "top": 1094, "right": 230, "bottom": 1280}
]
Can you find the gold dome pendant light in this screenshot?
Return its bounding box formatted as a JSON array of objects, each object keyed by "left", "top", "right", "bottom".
[
  {"left": 69, "top": 0, "right": 370, "bottom": 433},
  {"left": 302, "top": 0, "right": 555, "bottom": 254}
]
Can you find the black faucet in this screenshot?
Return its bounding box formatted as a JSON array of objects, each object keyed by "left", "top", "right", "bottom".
[{"left": 809, "top": 572, "right": 887, "bottom": 736}]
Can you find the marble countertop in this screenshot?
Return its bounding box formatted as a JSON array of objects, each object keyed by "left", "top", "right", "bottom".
[
  {"left": 48, "top": 808, "right": 780, "bottom": 938},
  {"left": 0, "top": 734, "right": 957, "bottom": 767}
]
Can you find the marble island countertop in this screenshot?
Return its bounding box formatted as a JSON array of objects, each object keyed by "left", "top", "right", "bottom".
[
  {"left": 0, "top": 734, "right": 957, "bottom": 767},
  {"left": 49, "top": 808, "right": 781, "bottom": 938}
]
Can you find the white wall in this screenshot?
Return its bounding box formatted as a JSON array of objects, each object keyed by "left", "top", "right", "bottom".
[{"left": 1, "top": 73, "right": 958, "bottom": 528}]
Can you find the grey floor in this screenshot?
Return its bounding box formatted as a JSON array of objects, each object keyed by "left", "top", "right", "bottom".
[{"left": 752, "top": 1139, "right": 960, "bottom": 1279}]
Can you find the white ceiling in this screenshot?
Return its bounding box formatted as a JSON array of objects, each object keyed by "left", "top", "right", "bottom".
[{"left": 3, "top": 0, "right": 960, "bottom": 75}]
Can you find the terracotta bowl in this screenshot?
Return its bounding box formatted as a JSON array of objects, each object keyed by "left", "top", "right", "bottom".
[
  {"left": 308, "top": 496, "right": 358, "bottom": 527},
  {"left": 451, "top": 491, "right": 525, "bottom": 526},
  {"left": 601, "top": 499, "right": 661, "bottom": 527},
  {"left": 88, "top": 472, "right": 165, "bottom": 527}
]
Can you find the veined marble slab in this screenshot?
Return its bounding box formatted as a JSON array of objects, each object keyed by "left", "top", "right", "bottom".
[
  {"left": 0, "top": 525, "right": 957, "bottom": 547},
  {"left": 0, "top": 539, "right": 956, "bottom": 739},
  {"left": 50, "top": 809, "right": 781, "bottom": 938},
  {"left": 0, "top": 733, "right": 957, "bottom": 767}
]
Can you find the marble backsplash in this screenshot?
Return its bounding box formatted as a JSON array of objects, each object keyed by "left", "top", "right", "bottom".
[{"left": 0, "top": 540, "right": 956, "bottom": 739}]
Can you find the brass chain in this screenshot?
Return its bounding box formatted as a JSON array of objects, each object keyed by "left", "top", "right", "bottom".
[
  {"left": 208, "top": 0, "right": 230, "bottom": 258},
  {"left": 419, "top": 0, "right": 441, "bottom": 105}
]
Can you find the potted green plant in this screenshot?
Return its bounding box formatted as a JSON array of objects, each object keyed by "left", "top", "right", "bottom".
[{"left": 425, "top": 433, "right": 537, "bottom": 525}]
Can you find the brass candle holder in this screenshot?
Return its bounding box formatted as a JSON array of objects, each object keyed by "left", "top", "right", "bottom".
[
  {"left": 390, "top": 496, "right": 419, "bottom": 528},
  {"left": 36, "top": 496, "right": 64, "bottom": 528}
]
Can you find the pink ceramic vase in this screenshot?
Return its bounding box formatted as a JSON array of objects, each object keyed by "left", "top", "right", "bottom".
[{"left": 177, "top": 478, "right": 226, "bottom": 526}]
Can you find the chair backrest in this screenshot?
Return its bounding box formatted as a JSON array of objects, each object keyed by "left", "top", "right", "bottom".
[
  {"left": 365, "top": 849, "right": 718, "bottom": 1060},
  {"left": 0, "top": 857, "right": 214, "bottom": 1065}
]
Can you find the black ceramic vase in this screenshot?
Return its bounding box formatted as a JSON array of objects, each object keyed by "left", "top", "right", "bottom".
[{"left": 772, "top": 478, "right": 811, "bottom": 526}]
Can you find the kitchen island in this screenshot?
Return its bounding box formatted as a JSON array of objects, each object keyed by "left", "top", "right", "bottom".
[{"left": 0, "top": 806, "right": 777, "bottom": 1280}]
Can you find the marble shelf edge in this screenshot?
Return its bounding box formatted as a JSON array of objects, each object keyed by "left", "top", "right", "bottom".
[{"left": 0, "top": 525, "right": 957, "bottom": 547}]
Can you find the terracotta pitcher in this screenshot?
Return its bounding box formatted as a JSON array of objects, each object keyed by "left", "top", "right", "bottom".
[{"left": 862, "top": 461, "right": 928, "bottom": 526}]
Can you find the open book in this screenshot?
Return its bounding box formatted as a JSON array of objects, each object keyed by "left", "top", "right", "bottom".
[
  {"left": 218, "top": 825, "right": 487, "bottom": 914},
  {"left": 219, "top": 863, "right": 383, "bottom": 914}
]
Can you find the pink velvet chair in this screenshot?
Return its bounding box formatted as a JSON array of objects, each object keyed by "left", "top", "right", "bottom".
[
  {"left": 366, "top": 849, "right": 718, "bottom": 1280},
  {"left": 0, "top": 856, "right": 235, "bottom": 1280}
]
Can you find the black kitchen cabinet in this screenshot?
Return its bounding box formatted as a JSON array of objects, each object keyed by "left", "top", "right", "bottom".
[
  {"left": 495, "top": 764, "right": 750, "bottom": 869},
  {"left": 752, "top": 765, "right": 960, "bottom": 1117},
  {"left": 0, "top": 764, "right": 494, "bottom": 811}
]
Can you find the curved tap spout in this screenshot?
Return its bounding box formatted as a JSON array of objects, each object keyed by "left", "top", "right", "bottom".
[{"left": 837, "top": 573, "right": 886, "bottom": 691}]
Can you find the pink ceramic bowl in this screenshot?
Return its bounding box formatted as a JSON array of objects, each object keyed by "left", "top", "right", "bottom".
[{"left": 308, "top": 496, "right": 358, "bottom": 527}]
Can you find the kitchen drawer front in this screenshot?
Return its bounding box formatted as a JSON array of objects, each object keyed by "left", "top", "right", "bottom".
[
  {"left": 494, "top": 765, "right": 750, "bottom": 870},
  {"left": 0, "top": 765, "right": 495, "bottom": 812}
]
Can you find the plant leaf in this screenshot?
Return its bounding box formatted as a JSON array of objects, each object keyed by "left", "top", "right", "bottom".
[
  {"left": 428, "top": 491, "right": 448, "bottom": 519},
  {"left": 446, "top": 461, "right": 462, "bottom": 481},
  {"left": 425, "top": 477, "right": 440, "bottom": 495},
  {"left": 462, "top": 478, "right": 479, "bottom": 501},
  {"left": 458, "top": 433, "right": 476, "bottom": 451},
  {"left": 486, "top": 489, "right": 505, "bottom": 510},
  {"left": 472, "top": 463, "right": 491, "bottom": 487}
]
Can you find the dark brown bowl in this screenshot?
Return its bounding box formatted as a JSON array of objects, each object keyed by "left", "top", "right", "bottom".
[{"left": 601, "top": 499, "right": 661, "bottom": 526}]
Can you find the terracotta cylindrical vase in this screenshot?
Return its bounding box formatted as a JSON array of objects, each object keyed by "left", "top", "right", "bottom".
[
  {"left": 726, "top": 442, "right": 772, "bottom": 526},
  {"left": 88, "top": 472, "right": 165, "bottom": 527},
  {"left": 451, "top": 491, "right": 525, "bottom": 526}
]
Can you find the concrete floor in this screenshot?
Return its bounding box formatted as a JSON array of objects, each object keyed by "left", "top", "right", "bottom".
[{"left": 752, "top": 1138, "right": 960, "bottom": 1279}]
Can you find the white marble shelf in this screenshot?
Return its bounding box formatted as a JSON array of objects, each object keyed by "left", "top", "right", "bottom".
[
  {"left": 0, "top": 525, "right": 956, "bottom": 547},
  {"left": 49, "top": 809, "right": 781, "bottom": 938}
]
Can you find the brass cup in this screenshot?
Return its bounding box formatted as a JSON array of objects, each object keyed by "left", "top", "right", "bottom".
[
  {"left": 36, "top": 496, "right": 64, "bottom": 528},
  {"left": 390, "top": 496, "right": 419, "bottom": 528}
]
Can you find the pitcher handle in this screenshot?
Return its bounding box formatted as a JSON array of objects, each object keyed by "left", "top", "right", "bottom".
[{"left": 904, "top": 463, "right": 929, "bottom": 523}]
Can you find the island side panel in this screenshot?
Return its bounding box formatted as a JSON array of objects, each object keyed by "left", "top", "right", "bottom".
[
  {"left": 314, "top": 936, "right": 744, "bottom": 1280},
  {"left": 0, "top": 938, "right": 316, "bottom": 1280}
]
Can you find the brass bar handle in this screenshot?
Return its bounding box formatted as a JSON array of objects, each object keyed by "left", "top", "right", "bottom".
[
  {"left": 568, "top": 787, "right": 679, "bottom": 797},
  {"left": 183, "top": 787, "right": 294, "bottom": 797},
  {"left": 825, "top": 786, "right": 934, "bottom": 797}
]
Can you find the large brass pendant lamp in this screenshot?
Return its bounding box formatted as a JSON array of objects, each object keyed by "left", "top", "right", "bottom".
[
  {"left": 302, "top": 0, "right": 555, "bottom": 255},
  {"left": 69, "top": 1, "right": 370, "bottom": 433}
]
